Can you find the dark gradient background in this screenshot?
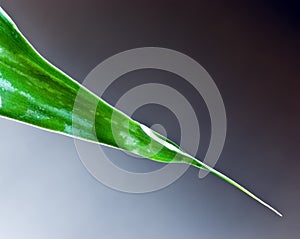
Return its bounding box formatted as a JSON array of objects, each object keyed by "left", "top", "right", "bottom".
[{"left": 0, "top": 1, "right": 299, "bottom": 238}]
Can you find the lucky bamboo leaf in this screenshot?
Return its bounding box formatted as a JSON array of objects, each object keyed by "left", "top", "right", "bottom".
[{"left": 0, "top": 7, "right": 282, "bottom": 217}]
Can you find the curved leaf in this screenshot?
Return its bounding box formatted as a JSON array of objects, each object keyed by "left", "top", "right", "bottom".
[{"left": 0, "top": 7, "right": 282, "bottom": 217}]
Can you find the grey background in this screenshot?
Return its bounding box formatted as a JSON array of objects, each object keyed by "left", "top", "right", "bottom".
[{"left": 0, "top": 1, "right": 299, "bottom": 238}]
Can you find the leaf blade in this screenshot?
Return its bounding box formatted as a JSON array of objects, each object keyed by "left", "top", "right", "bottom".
[{"left": 0, "top": 7, "right": 282, "bottom": 217}]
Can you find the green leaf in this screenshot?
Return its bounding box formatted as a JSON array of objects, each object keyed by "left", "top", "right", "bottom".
[{"left": 0, "top": 7, "right": 282, "bottom": 217}]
